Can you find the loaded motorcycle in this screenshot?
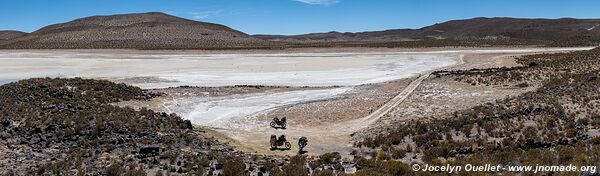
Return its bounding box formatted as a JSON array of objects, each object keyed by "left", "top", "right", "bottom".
[
  {"left": 270, "top": 135, "right": 291, "bottom": 150},
  {"left": 270, "top": 117, "right": 287, "bottom": 129}
]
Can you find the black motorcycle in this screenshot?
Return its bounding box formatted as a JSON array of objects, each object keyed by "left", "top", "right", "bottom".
[
  {"left": 298, "top": 136, "right": 308, "bottom": 154},
  {"left": 270, "top": 135, "right": 291, "bottom": 150},
  {"left": 270, "top": 117, "right": 287, "bottom": 129}
]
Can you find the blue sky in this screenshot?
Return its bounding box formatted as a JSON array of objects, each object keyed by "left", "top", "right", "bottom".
[{"left": 1, "top": 0, "right": 600, "bottom": 35}]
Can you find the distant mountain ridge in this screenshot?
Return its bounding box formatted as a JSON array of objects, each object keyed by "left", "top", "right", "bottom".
[
  {"left": 0, "top": 30, "right": 27, "bottom": 40},
  {"left": 0, "top": 12, "right": 270, "bottom": 49},
  {"left": 255, "top": 17, "right": 600, "bottom": 46},
  {"left": 1, "top": 13, "right": 600, "bottom": 49}
]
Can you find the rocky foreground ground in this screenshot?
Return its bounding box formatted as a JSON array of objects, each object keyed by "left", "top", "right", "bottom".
[
  {"left": 354, "top": 47, "right": 600, "bottom": 175},
  {"left": 0, "top": 78, "right": 410, "bottom": 176},
  {"left": 2, "top": 47, "right": 600, "bottom": 176}
]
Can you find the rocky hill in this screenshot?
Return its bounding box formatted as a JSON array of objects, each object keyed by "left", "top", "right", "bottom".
[
  {"left": 3, "top": 14, "right": 600, "bottom": 49},
  {"left": 256, "top": 17, "right": 600, "bottom": 46},
  {"left": 0, "top": 30, "right": 27, "bottom": 40},
  {"left": 0, "top": 12, "right": 272, "bottom": 49},
  {"left": 254, "top": 30, "right": 416, "bottom": 42}
]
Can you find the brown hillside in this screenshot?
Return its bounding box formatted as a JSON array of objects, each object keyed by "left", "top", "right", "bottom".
[
  {"left": 256, "top": 17, "right": 600, "bottom": 46},
  {"left": 0, "top": 12, "right": 272, "bottom": 49},
  {"left": 0, "top": 30, "right": 27, "bottom": 40}
]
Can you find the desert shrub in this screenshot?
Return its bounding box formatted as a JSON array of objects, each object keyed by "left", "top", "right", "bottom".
[
  {"left": 2, "top": 170, "right": 16, "bottom": 176},
  {"left": 375, "top": 150, "right": 390, "bottom": 161},
  {"left": 352, "top": 168, "right": 390, "bottom": 176},
  {"left": 279, "top": 155, "right": 309, "bottom": 176},
  {"left": 314, "top": 169, "right": 334, "bottom": 176},
  {"left": 516, "top": 82, "right": 529, "bottom": 87},
  {"left": 194, "top": 166, "right": 205, "bottom": 176},
  {"left": 593, "top": 118, "right": 600, "bottom": 128},
  {"left": 281, "top": 163, "right": 309, "bottom": 176},
  {"left": 390, "top": 148, "right": 407, "bottom": 159},
  {"left": 384, "top": 161, "right": 411, "bottom": 176},
  {"left": 591, "top": 136, "right": 600, "bottom": 145},
  {"left": 223, "top": 157, "right": 246, "bottom": 176},
  {"left": 106, "top": 164, "right": 124, "bottom": 176},
  {"left": 564, "top": 128, "right": 578, "bottom": 138},
  {"left": 124, "top": 168, "right": 146, "bottom": 176},
  {"left": 319, "top": 152, "right": 341, "bottom": 164},
  {"left": 270, "top": 167, "right": 284, "bottom": 176},
  {"left": 522, "top": 126, "right": 536, "bottom": 138}
]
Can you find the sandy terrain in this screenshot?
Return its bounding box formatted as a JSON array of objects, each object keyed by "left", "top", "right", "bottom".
[
  {"left": 116, "top": 85, "right": 312, "bottom": 112},
  {"left": 0, "top": 47, "right": 588, "bottom": 88},
  {"left": 254, "top": 79, "right": 416, "bottom": 126},
  {"left": 169, "top": 88, "right": 351, "bottom": 128},
  {"left": 0, "top": 50, "right": 459, "bottom": 88}
]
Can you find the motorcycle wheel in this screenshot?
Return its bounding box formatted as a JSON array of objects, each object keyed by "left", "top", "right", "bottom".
[
  {"left": 282, "top": 123, "right": 286, "bottom": 129},
  {"left": 270, "top": 121, "right": 277, "bottom": 128},
  {"left": 285, "top": 142, "right": 291, "bottom": 150},
  {"left": 271, "top": 143, "right": 277, "bottom": 150}
]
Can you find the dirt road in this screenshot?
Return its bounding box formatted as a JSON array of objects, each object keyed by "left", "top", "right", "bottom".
[
  {"left": 216, "top": 72, "right": 433, "bottom": 157},
  {"left": 330, "top": 73, "right": 432, "bottom": 134}
]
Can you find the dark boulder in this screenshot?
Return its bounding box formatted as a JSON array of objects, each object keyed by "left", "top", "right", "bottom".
[
  {"left": 0, "top": 119, "right": 10, "bottom": 127},
  {"left": 183, "top": 120, "right": 193, "bottom": 130},
  {"left": 140, "top": 145, "right": 160, "bottom": 157}
]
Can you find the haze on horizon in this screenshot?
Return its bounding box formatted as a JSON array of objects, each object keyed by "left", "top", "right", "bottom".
[{"left": 2, "top": 0, "right": 600, "bottom": 35}]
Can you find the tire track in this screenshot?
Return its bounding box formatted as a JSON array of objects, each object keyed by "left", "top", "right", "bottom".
[{"left": 328, "top": 73, "right": 431, "bottom": 134}]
